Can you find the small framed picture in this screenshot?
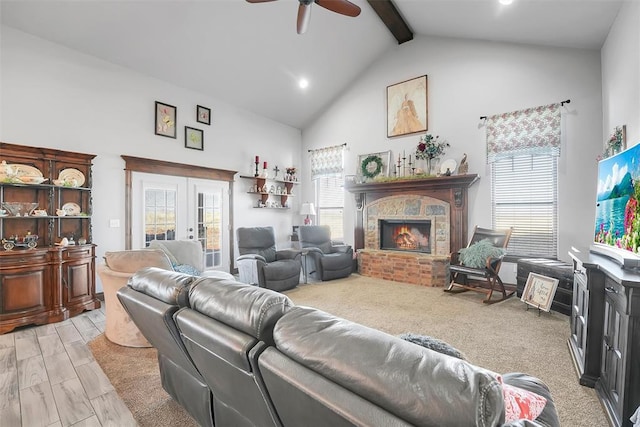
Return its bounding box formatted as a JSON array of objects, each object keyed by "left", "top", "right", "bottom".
[
  {"left": 155, "top": 101, "right": 177, "bottom": 138},
  {"left": 521, "top": 272, "right": 559, "bottom": 312},
  {"left": 197, "top": 105, "right": 211, "bottom": 125},
  {"left": 357, "top": 151, "right": 392, "bottom": 181},
  {"left": 185, "top": 126, "right": 204, "bottom": 151}
]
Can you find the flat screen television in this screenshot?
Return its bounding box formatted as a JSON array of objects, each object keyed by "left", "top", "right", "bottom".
[{"left": 591, "top": 142, "right": 640, "bottom": 268}]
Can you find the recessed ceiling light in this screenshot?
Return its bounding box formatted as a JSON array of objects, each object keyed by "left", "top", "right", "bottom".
[
  {"left": 499, "top": 0, "right": 513, "bottom": 4},
  {"left": 298, "top": 78, "right": 309, "bottom": 89}
]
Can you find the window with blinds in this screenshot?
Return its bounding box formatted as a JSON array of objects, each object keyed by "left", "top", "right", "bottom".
[
  {"left": 491, "top": 153, "right": 558, "bottom": 258},
  {"left": 316, "top": 176, "right": 344, "bottom": 241}
]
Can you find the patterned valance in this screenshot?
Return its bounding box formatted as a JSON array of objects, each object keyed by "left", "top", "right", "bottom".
[
  {"left": 486, "top": 103, "right": 561, "bottom": 163},
  {"left": 310, "top": 144, "right": 345, "bottom": 179}
]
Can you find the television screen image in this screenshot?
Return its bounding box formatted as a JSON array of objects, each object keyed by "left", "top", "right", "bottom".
[{"left": 592, "top": 143, "right": 640, "bottom": 267}]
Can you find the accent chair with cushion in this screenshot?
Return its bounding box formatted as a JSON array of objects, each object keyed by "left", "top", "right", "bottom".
[
  {"left": 298, "top": 225, "right": 353, "bottom": 281},
  {"left": 236, "top": 226, "right": 301, "bottom": 292},
  {"left": 97, "top": 249, "right": 174, "bottom": 347},
  {"left": 149, "top": 239, "right": 233, "bottom": 279}
]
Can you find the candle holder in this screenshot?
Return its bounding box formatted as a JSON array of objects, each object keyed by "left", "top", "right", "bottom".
[{"left": 254, "top": 160, "right": 260, "bottom": 177}]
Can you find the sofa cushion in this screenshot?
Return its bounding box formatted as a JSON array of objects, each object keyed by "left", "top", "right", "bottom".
[
  {"left": 103, "top": 249, "right": 173, "bottom": 273},
  {"left": 273, "top": 306, "right": 505, "bottom": 427},
  {"left": 188, "top": 277, "right": 292, "bottom": 345},
  {"left": 127, "top": 267, "right": 196, "bottom": 307}
]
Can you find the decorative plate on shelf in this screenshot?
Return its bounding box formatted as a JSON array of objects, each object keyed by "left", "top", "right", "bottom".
[
  {"left": 0, "top": 163, "right": 44, "bottom": 183},
  {"left": 57, "top": 168, "right": 85, "bottom": 187},
  {"left": 62, "top": 202, "right": 81, "bottom": 216},
  {"left": 440, "top": 159, "right": 457, "bottom": 175}
]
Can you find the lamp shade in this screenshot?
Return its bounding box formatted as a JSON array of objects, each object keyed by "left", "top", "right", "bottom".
[{"left": 300, "top": 202, "right": 316, "bottom": 216}]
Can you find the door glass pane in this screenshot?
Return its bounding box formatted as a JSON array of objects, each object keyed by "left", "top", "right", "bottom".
[
  {"left": 144, "top": 188, "right": 177, "bottom": 246},
  {"left": 197, "top": 190, "right": 222, "bottom": 268}
]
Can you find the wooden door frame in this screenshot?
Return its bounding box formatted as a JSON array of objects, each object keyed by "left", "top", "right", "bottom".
[{"left": 121, "top": 156, "right": 237, "bottom": 272}]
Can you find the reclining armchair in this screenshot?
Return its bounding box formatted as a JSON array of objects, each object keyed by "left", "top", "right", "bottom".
[
  {"left": 298, "top": 225, "right": 353, "bottom": 281},
  {"left": 236, "top": 226, "right": 301, "bottom": 292}
]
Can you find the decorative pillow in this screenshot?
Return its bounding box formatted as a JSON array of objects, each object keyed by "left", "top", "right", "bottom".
[
  {"left": 458, "top": 238, "right": 506, "bottom": 268},
  {"left": 496, "top": 375, "right": 547, "bottom": 423},
  {"left": 399, "top": 333, "right": 466, "bottom": 360},
  {"left": 173, "top": 264, "right": 201, "bottom": 276}
]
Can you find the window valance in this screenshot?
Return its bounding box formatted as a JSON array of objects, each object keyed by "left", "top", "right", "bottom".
[
  {"left": 486, "top": 103, "right": 561, "bottom": 163},
  {"left": 310, "top": 144, "right": 345, "bottom": 180}
]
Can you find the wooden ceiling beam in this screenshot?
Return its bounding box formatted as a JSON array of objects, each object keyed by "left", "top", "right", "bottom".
[{"left": 367, "top": 0, "right": 413, "bottom": 44}]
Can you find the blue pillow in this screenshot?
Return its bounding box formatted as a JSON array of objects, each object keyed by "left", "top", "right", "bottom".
[{"left": 173, "top": 264, "right": 201, "bottom": 276}]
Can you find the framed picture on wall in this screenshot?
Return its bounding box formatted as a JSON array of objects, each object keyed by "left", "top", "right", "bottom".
[
  {"left": 185, "top": 126, "right": 204, "bottom": 150},
  {"left": 197, "top": 105, "right": 211, "bottom": 125},
  {"left": 357, "top": 151, "right": 392, "bottom": 182},
  {"left": 155, "top": 101, "right": 177, "bottom": 138},
  {"left": 521, "top": 272, "right": 559, "bottom": 312},
  {"left": 387, "top": 75, "right": 428, "bottom": 138}
]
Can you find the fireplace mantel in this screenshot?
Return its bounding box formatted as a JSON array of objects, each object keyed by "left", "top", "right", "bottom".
[{"left": 346, "top": 174, "right": 479, "bottom": 256}]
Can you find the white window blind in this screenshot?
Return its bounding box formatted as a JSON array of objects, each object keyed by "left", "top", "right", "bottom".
[
  {"left": 491, "top": 153, "right": 558, "bottom": 258},
  {"left": 316, "top": 175, "right": 344, "bottom": 241}
]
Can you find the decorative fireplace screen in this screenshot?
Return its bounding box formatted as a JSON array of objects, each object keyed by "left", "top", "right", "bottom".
[{"left": 379, "top": 219, "right": 431, "bottom": 253}]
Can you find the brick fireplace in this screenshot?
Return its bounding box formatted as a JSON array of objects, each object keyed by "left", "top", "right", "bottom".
[{"left": 345, "top": 175, "right": 479, "bottom": 286}]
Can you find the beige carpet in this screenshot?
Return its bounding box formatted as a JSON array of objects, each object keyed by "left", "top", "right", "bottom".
[{"left": 89, "top": 274, "right": 606, "bottom": 426}]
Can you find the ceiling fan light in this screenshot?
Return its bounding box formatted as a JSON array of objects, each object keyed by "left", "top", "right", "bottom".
[{"left": 299, "top": 78, "right": 309, "bottom": 89}]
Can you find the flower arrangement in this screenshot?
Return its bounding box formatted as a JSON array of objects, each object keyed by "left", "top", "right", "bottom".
[
  {"left": 415, "top": 134, "right": 450, "bottom": 160},
  {"left": 600, "top": 126, "right": 625, "bottom": 160}
]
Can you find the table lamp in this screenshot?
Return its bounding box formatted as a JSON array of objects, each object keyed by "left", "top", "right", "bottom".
[{"left": 300, "top": 202, "right": 316, "bottom": 225}]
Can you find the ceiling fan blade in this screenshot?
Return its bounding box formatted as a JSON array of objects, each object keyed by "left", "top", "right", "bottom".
[
  {"left": 297, "top": 3, "right": 311, "bottom": 34},
  {"left": 245, "top": 0, "right": 278, "bottom": 3},
  {"left": 315, "top": 0, "right": 361, "bottom": 17}
]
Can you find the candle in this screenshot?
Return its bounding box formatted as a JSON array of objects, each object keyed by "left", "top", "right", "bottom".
[
  {"left": 263, "top": 161, "right": 267, "bottom": 169},
  {"left": 255, "top": 155, "right": 259, "bottom": 163},
  {"left": 409, "top": 154, "right": 411, "bottom": 163}
]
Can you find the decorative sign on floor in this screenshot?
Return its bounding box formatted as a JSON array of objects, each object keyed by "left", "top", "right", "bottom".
[{"left": 521, "top": 272, "right": 559, "bottom": 312}]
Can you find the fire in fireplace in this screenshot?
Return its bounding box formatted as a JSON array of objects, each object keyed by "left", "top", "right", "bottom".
[{"left": 379, "top": 219, "right": 431, "bottom": 253}]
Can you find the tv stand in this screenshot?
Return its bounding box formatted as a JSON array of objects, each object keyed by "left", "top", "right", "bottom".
[{"left": 568, "top": 247, "right": 640, "bottom": 427}]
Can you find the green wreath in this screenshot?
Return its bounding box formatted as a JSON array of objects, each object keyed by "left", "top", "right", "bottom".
[{"left": 361, "top": 155, "right": 383, "bottom": 179}]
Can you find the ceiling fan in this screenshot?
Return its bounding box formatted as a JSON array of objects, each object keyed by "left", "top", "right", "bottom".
[{"left": 246, "top": 0, "right": 361, "bottom": 34}]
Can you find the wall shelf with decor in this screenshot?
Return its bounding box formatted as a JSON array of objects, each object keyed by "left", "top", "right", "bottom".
[
  {"left": 0, "top": 142, "right": 100, "bottom": 334},
  {"left": 238, "top": 175, "right": 299, "bottom": 209}
]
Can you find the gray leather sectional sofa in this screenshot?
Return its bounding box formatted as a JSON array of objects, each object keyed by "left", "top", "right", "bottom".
[{"left": 117, "top": 267, "right": 560, "bottom": 427}]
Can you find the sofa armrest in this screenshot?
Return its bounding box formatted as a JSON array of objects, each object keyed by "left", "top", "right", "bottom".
[
  {"left": 237, "top": 253, "right": 267, "bottom": 263},
  {"left": 330, "top": 245, "right": 352, "bottom": 254},
  {"left": 276, "top": 249, "right": 301, "bottom": 261}
]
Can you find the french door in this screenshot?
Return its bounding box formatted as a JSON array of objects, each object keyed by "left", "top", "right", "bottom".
[{"left": 131, "top": 172, "right": 230, "bottom": 272}]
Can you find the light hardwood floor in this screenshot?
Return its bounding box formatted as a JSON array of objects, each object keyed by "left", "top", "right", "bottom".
[{"left": 0, "top": 307, "right": 138, "bottom": 427}]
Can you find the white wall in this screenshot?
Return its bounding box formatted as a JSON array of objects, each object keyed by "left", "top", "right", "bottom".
[
  {"left": 0, "top": 27, "right": 302, "bottom": 291},
  {"left": 303, "top": 34, "right": 603, "bottom": 276},
  {"left": 601, "top": 1, "right": 640, "bottom": 145}
]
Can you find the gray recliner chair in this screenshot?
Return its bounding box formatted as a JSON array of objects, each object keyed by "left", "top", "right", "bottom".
[
  {"left": 116, "top": 267, "right": 215, "bottom": 427},
  {"left": 236, "top": 226, "right": 301, "bottom": 292},
  {"left": 299, "top": 225, "right": 353, "bottom": 281}
]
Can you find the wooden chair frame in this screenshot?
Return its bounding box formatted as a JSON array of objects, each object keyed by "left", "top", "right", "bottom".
[{"left": 445, "top": 226, "right": 515, "bottom": 304}]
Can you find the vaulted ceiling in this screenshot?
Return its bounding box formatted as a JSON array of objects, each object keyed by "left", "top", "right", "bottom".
[{"left": 1, "top": 0, "right": 622, "bottom": 129}]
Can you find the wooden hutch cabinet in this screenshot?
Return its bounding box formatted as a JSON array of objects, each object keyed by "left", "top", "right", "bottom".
[{"left": 0, "top": 142, "right": 100, "bottom": 334}]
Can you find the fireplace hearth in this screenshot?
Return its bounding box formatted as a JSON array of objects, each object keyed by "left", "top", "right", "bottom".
[{"left": 379, "top": 219, "right": 431, "bottom": 253}]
